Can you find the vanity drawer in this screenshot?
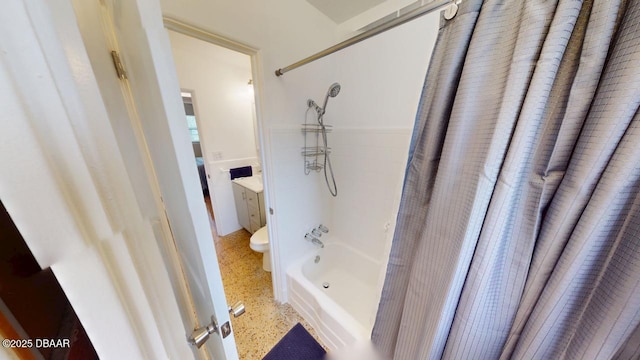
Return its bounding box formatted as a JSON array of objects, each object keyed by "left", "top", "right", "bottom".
[
  {"left": 248, "top": 206, "right": 260, "bottom": 223},
  {"left": 246, "top": 190, "right": 259, "bottom": 208},
  {"left": 250, "top": 219, "right": 262, "bottom": 233}
]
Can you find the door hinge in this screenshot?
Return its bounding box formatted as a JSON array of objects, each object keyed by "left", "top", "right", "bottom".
[{"left": 110, "top": 51, "right": 127, "bottom": 80}]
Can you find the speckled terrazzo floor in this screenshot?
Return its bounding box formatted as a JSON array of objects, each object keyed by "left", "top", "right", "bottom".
[{"left": 204, "top": 197, "right": 325, "bottom": 359}]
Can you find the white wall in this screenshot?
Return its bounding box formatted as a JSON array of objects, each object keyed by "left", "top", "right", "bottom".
[
  {"left": 268, "top": 10, "right": 441, "bottom": 299},
  {"left": 338, "top": 0, "right": 417, "bottom": 36},
  {"left": 322, "top": 11, "right": 440, "bottom": 263},
  {"left": 330, "top": 130, "right": 410, "bottom": 260},
  {"left": 168, "top": 30, "right": 258, "bottom": 236}
]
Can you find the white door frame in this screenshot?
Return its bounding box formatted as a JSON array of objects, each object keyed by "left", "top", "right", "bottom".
[
  {"left": 163, "top": 18, "right": 285, "bottom": 302},
  {"left": 0, "top": 0, "right": 195, "bottom": 358}
]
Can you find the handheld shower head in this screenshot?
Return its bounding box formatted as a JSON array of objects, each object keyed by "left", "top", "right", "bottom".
[
  {"left": 307, "top": 83, "right": 342, "bottom": 117},
  {"left": 328, "top": 83, "right": 341, "bottom": 97},
  {"left": 321, "top": 82, "right": 341, "bottom": 112},
  {"left": 303, "top": 82, "right": 340, "bottom": 197}
]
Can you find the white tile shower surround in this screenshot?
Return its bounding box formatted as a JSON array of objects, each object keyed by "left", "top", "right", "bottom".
[
  {"left": 329, "top": 128, "right": 411, "bottom": 261},
  {"left": 268, "top": 125, "right": 411, "bottom": 350},
  {"left": 268, "top": 126, "right": 410, "bottom": 289}
]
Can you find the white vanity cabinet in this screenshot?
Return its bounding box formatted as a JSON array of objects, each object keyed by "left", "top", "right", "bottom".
[{"left": 232, "top": 180, "right": 266, "bottom": 234}]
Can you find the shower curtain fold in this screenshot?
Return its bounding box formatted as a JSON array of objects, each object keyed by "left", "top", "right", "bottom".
[{"left": 372, "top": 0, "right": 640, "bottom": 359}]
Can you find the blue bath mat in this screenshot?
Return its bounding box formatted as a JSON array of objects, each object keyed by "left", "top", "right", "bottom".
[{"left": 262, "top": 323, "right": 326, "bottom": 360}]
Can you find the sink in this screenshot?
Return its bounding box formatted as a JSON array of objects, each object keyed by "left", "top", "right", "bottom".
[{"left": 232, "top": 175, "right": 263, "bottom": 193}]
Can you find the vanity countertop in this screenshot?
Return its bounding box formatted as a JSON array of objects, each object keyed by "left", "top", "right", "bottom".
[{"left": 232, "top": 175, "right": 263, "bottom": 193}]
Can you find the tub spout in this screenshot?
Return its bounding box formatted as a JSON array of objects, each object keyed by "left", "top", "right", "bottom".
[{"left": 304, "top": 233, "right": 324, "bottom": 248}]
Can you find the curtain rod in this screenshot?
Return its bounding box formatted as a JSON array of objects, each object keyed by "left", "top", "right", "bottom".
[{"left": 275, "top": 0, "right": 454, "bottom": 77}]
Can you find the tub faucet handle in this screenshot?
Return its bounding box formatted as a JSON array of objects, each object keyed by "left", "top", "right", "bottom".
[
  {"left": 318, "top": 224, "right": 329, "bottom": 233},
  {"left": 305, "top": 233, "right": 324, "bottom": 248},
  {"left": 311, "top": 228, "right": 323, "bottom": 237}
]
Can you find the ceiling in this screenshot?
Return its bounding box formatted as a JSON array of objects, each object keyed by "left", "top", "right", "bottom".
[{"left": 306, "top": 0, "right": 387, "bottom": 24}]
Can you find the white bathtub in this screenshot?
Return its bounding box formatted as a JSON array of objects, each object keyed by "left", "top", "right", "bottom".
[{"left": 287, "top": 242, "right": 381, "bottom": 350}]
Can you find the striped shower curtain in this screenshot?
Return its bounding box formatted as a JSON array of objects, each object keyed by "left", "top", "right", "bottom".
[{"left": 372, "top": 0, "right": 640, "bottom": 358}]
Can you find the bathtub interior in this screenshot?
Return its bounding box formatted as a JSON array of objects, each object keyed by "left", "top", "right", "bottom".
[{"left": 302, "top": 243, "right": 381, "bottom": 332}]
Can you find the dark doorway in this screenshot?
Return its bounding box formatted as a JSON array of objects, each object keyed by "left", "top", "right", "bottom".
[{"left": 0, "top": 200, "right": 98, "bottom": 360}]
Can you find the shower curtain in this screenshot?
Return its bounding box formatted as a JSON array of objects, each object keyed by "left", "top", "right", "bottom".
[{"left": 372, "top": 0, "right": 640, "bottom": 359}]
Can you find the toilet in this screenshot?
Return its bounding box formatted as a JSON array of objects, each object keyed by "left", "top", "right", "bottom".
[{"left": 250, "top": 226, "right": 271, "bottom": 272}]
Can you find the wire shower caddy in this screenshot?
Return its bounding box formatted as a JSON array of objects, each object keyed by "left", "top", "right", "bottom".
[{"left": 302, "top": 118, "right": 332, "bottom": 174}]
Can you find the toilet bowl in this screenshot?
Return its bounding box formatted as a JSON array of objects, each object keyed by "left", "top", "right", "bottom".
[{"left": 250, "top": 226, "right": 271, "bottom": 272}]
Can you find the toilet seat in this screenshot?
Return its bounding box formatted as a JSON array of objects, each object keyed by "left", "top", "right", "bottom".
[{"left": 250, "top": 226, "right": 269, "bottom": 252}]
